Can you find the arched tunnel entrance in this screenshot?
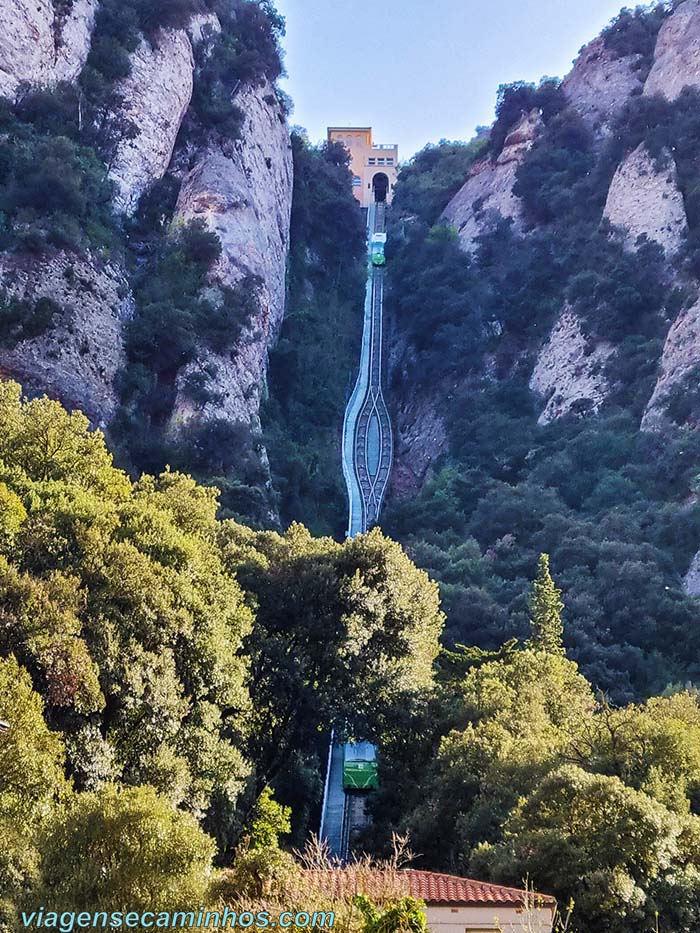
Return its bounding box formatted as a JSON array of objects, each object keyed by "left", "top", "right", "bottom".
[{"left": 372, "top": 172, "right": 389, "bottom": 203}]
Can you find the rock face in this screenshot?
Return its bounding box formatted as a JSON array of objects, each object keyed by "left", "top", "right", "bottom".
[
  {"left": 391, "top": 392, "right": 448, "bottom": 497},
  {"left": 0, "top": 252, "right": 131, "bottom": 426},
  {"left": 644, "top": 0, "right": 700, "bottom": 100},
  {"left": 642, "top": 297, "right": 700, "bottom": 430},
  {"left": 562, "top": 36, "right": 645, "bottom": 137},
  {"left": 604, "top": 143, "right": 688, "bottom": 254},
  {"left": 109, "top": 30, "right": 195, "bottom": 215},
  {"left": 186, "top": 12, "right": 222, "bottom": 46},
  {"left": 441, "top": 110, "right": 541, "bottom": 252},
  {"left": 684, "top": 550, "right": 700, "bottom": 596},
  {"left": 0, "top": 0, "right": 96, "bottom": 99},
  {"left": 53, "top": 0, "right": 98, "bottom": 85},
  {"left": 170, "top": 81, "right": 293, "bottom": 433},
  {"left": 530, "top": 308, "right": 614, "bottom": 425}
]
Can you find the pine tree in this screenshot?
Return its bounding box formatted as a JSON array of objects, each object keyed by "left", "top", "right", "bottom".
[{"left": 528, "top": 553, "right": 565, "bottom": 654}]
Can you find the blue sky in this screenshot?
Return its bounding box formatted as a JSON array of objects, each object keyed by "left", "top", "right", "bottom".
[{"left": 274, "top": 0, "right": 634, "bottom": 160}]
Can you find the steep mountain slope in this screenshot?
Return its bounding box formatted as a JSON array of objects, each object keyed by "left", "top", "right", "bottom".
[
  {"left": 0, "top": 0, "right": 293, "bottom": 523},
  {"left": 385, "top": 0, "right": 700, "bottom": 700}
]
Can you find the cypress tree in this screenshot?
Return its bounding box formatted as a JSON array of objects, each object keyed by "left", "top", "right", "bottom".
[{"left": 528, "top": 553, "right": 565, "bottom": 654}]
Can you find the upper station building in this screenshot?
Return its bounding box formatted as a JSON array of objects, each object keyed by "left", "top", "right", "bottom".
[{"left": 328, "top": 127, "right": 398, "bottom": 207}]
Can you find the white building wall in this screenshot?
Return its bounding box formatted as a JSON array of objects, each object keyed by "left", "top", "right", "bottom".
[{"left": 425, "top": 904, "right": 554, "bottom": 933}]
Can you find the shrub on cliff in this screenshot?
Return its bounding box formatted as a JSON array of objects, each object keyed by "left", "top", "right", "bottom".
[
  {"left": 602, "top": 3, "right": 669, "bottom": 71},
  {"left": 190, "top": 0, "right": 286, "bottom": 137},
  {"left": 489, "top": 78, "right": 565, "bottom": 159},
  {"left": 0, "top": 109, "right": 117, "bottom": 252},
  {"left": 392, "top": 136, "right": 488, "bottom": 225}
]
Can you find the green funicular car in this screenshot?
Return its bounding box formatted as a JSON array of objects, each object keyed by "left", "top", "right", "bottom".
[
  {"left": 371, "top": 233, "right": 387, "bottom": 267},
  {"left": 343, "top": 741, "right": 378, "bottom": 791}
]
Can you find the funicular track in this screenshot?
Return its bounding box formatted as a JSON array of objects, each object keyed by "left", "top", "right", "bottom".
[
  {"left": 341, "top": 203, "right": 394, "bottom": 538},
  {"left": 321, "top": 201, "right": 393, "bottom": 861}
]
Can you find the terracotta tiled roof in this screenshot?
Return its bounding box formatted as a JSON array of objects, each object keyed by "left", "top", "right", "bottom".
[
  {"left": 401, "top": 870, "right": 556, "bottom": 907},
  {"left": 302, "top": 869, "right": 556, "bottom": 908}
]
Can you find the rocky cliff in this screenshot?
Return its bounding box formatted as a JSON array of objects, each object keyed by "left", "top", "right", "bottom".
[
  {"left": 0, "top": 0, "right": 96, "bottom": 100},
  {"left": 441, "top": 110, "right": 541, "bottom": 253},
  {"left": 109, "top": 29, "right": 195, "bottom": 214},
  {"left": 170, "top": 80, "right": 293, "bottom": 437},
  {"left": 603, "top": 142, "right": 688, "bottom": 254},
  {"left": 561, "top": 35, "right": 644, "bottom": 139},
  {"left": 529, "top": 308, "right": 613, "bottom": 425},
  {"left": 0, "top": 1, "right": 293, "bottom": 510},
  {"left": 0, "top": 251, "right": 130, "bottom": 425},
  {"left": 644, "top": 0, "right": 700, "bottom": 100},
  {"left": 390, "top": 0, "right": 700, "bottom": 495}
]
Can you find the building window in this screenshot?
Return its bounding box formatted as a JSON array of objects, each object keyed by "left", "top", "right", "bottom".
[
  {"left": 368, "top": 158, "right": 376, "bottom": 165},
  {"left": 377, "top": 158, "right": 385, "bottom": 165},
  {"left": 386, "top": 158, "right": 394, "bottom": 165},
  {"left": 352, "top": 176, "right": 361, "bottom": 186}
]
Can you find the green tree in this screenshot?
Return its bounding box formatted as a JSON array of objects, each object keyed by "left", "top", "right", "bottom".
[
  {"left": 527, "top": 554, "right": 565, "bottom": 655},
  {"left": 221, "top": 522, "right": 444, "bottom": 792},
  {"left": 35, "top": 784, "right": 215, "bottom": 911},
  {"left": 354, "top": 895, "right": 427, "bottom": 933},
  {"left": 0, "top": 384, "right": 252, "bottom": 852},
  {"left": 392, "top": 136, "right": 488, "bottom": 225},
  {"left": 247, "top": 786, "right": 292, "bottom": 850},
  {"left": 0, "top": 656, "right": 67, "bottom": 922},
  {"left": 403, "top": 647, "right": 594, "bottom": 867},
  {"left": 567, "top": 692, "right": 700, "bottom": 815},
  {"left": 219, "top": 787, "right": 297, "bottom": 902},
  {"left": 475, "top": 764, "right": 700, "bottom": 933}
]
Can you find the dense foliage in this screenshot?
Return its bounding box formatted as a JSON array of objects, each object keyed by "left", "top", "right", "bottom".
[
  {"left": 383, "top": 16, "right": 700, "bottom": 701},
  {"left": 0, "top": 383, "right": 253, "bottom": 847},
  {"left": 601, "top": 3, "right": 670, "bottom": 72},
  {"left": 391, "top": 137, "right": 488, "bottom": 225},
  {"left": 489, "top": 78, "right": 565, "bottom": 158},
  {"left": 0, "top": 383, "right": 444, "bottom": 916},
  {"left": 189, "top": 0, "right": 286, "bottom": 138},
  {"left": 367, "top": 572, "right": 700, "bottom": 932},
  {"left": 0, "top": 91, "right": 117, "bottom": 254}
]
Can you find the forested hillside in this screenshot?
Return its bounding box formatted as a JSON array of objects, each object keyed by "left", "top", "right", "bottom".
[{"left": 381, "top": 1, "right": 700, "bottom": 704}]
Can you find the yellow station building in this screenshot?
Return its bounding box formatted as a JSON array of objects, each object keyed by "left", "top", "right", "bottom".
[{"left": 327, "top": 127, "right": 399, "bottom": 207}]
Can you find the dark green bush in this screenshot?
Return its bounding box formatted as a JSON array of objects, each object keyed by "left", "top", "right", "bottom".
[
  {"left": 0, "top": 119, "right": 117, "bottom": 252},
  {"left": 513, "top": 108, "right": 595, "bottom": 225},
  {"left": 664, "top": 367, "right": 700, "bottom": 425},
  {"left": 189, "top": 0, "right": 285, "bottom": 138},
  {"left": 0, "top": 294, "right": 61, "bottom": 347},
  {"left": 201, "top": 277, "right": 261, "bottom": 353},
  {"left": 392, "top": 136, "right": 488, "bottom": 225},
  {"left": 602, "top": 4, "right": 669, "bottom": 71},
  {"left": 134, "top": 0, "right": 206, "bottom": 32},
  {"left": 14, "top": 84, "right": 80, "bottom": 138},
  {"left": 489, "top": 78, "right": 565, "bottom": 158}
]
